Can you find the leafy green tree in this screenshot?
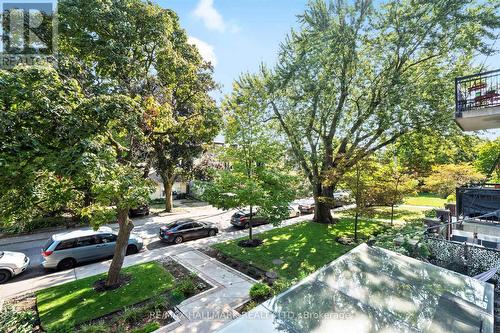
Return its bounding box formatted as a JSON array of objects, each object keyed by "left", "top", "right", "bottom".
[
  {"left": 59, "top": 0, "right": 221, "bottom": 215},
  {"left": 340, "top": 159, "right": 378, "bottom": 240},
  {"left": 257, "top": 0, "right": 498, "bottom": 223},
  {"left": 423, "top": 163, "right": 485, "bottom": 197},
  {"left": 151, "top": 55, "right": 221, "bottom": 212},
  {"left": 202, "top": 78, "right": 295, "bottom": 243},
  {"left": 475, "top": 139, "right": 500, "bottom": 182},
  {"left": 58, "top": 0, "right": 214, "bottom": 286},
  {"left": 0, "top": 66, "right": 87, "bottom": 228},
  {"left": 372, "top": 161, "right": 418, "bottom": 225},
  {"left": 395, "top": 130, "right": 483, "bottom": 179}
]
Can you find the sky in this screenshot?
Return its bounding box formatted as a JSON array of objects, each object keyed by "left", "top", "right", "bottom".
[{"left": 156, "top": 0, "right": 499, "bottom": 138}]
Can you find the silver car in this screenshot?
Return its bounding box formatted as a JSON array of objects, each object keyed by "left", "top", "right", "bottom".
[{"left": 41, "top": 227, "right": 143, "bottom": 270}]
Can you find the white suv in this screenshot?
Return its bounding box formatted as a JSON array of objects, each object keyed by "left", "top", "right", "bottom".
[{"left": 0, "top": 251, "right": 30, "bottom": 283}]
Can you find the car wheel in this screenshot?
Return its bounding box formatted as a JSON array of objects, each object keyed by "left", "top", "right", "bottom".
[
  {"left": 244, "top": 223, "right": 249, "bottom": 229},
  {"left": 296, "top": 212, "right": 300, "bottom": 217},
  {"left": 57, "top": 258, "right": 76, "bottom": 271},
  {"left": 208, "top": 229, "right": 216, "bottom": 237},
  {"left": 0, "top": 269, "right": 11, "bottom": 284},
  {"left": 126, "top": 244, "right": 138, "bottom": 255},
  {"left": 174, "top": 236, "right": 183, "bottom": 244}
]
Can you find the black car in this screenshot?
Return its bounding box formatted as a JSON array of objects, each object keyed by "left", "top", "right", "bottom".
[
  {"left": 230, "top": 211, "right": 268, "bottom": 228},
  {"left": 159, "top": 219, "right": 218, "bottom": 244},
  {"left": 129, "top": 205, "right": 150, "bottom": 217}
]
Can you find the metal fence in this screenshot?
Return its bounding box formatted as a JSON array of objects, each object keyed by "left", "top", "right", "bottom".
[
  {"left": 426, "top": 237, "right": 500, "bottom": 283},
  {"left": 455, "top": 69, "right": 500, "bottom": 116}
]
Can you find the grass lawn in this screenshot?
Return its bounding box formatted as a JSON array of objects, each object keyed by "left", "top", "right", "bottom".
[
  {"left": 37, "top": 262, "right": 174, "bottom": 330},
  {"left": 403, "top": 193, "right": 446, "bottom": 207},
  {"left": 213, "top": 219, "right": 387, "bottom": 282},
  {"left": 337, "top": 206, "right": 428, "bottom": 222}
]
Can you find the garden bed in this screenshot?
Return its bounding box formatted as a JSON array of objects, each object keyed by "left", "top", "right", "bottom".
[{"left": 2, "top": 259, "right": 212, "bottom": 333}]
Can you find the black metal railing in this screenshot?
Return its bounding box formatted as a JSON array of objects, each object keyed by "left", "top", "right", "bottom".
[{"left": 455, "top": 69, "right": 500, "bottom": 116}]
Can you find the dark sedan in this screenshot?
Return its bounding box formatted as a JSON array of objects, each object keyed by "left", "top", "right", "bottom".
[
  {"left": 129, "top": 205, "right": 150, "bottom": 217},
  {"left": 230, "top": 211, "right": 268, "bottom": 228},
  {"left": 159, "top": 219, "right": 218, "bottom": 244}
]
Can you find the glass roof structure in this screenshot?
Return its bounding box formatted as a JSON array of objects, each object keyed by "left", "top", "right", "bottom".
[{"left": 217, "top": 244, "right": 494, "bottom": 333}]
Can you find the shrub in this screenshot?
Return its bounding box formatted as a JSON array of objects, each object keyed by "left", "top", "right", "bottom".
[
  {"left": 78, "top": 322, "right": 108, "bottom": 333},
  {"left": 46, "top": 321, "right": 75, "bottom": 333},
  {"left": 271, "top": 279, "right": 292, "bottom": 295},
  {"left": 249, "top": 283, "right": 272, "bottom": 301},
  {"left": 0, "top": 304, "right": 37, "bottom": 333},
  {"left": 130, "top": 321, "right": 160, "bottom": 333},
  {"left": 121, "top": 306, "right": 146, "bottom": 325},
  {"left": 175, "top": 277, "right": 197, "bottom": 297}
]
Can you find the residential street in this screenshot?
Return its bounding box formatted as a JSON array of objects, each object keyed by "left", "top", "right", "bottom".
[{"left": 0, "top": 201, "right": 242, "bottom": 283}]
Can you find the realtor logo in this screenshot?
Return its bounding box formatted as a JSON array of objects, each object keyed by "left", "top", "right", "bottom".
[{"left": 0, "top": 0, "right": 57, "bottom": 68}]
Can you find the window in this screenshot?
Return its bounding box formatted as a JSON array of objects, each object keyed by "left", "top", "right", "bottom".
[
  {"left": 43, "top": 238, "right": 55, "bottom": 251},
  {"left": 178, "top": 223, "right": 193, "bottom": 230},
  {"left": 55, "top": 239, "right": 76, "bottom": 250},
  {"left": 76, "top": 235, "right": 97, "bottom": 247},
  {"left": 98, "top": 234, "right": 117, "bottom": 244},
  {"left": 192, "top": 222, "right": 203, "bottom": 228}
]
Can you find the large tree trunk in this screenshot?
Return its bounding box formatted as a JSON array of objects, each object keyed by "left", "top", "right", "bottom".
[
  {"left": 313, "top": 183, "right": 336, "bottom": 224},
  {"left": 163, "top": 178, "right": 173, "bottom": 212},
  {"left": 106, "top": 208, "right": 134, "bottom": 287}
]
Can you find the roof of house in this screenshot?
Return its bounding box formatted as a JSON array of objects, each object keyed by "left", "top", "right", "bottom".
[{"left": 217, "top": 243, "right": 494, "bottom": 333}]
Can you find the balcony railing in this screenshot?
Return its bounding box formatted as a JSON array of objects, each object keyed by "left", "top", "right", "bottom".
[{"left": 455, "top": 69, "right": 500, "bottom": 116}]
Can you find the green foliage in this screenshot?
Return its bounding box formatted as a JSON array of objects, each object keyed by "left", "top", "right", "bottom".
[
  {"left": 271, "top": 279, "right": 293, "bottom": 295},
  {"left": 78, "top": 322, "right": 109, "bottom": 333},
  {"left": 395, "top": 130, "right": 483, "bottom": 178},
  {"left": 213, "top": 219, "right": 385, "bottom": 282},
  {"left": 237, "top": 0, "right": 499, "bottom": 222},
  {"left": 36, "top": 262, "right": 174, "bottom": 329},
  {"left": 130, "top": 322, "right": 161, "bottom": 333},
  {"left": 423, "top": 163, "right": 484, "bottom": 197},
  {"left": 202, "top": 78, "right": 296, "bottom": 238},
  {"left": 122, "top": 307, "right": 145, "bottom": 325},
  {"left": 375, "top": 221, "right": 427, "bottom": 257},
  {"left": 174, "top": 277, "right": 197, "bottom": 297},
  {"left": 46, "top": 321, "right": 75, "bottom": 333},
  {"left": 0, "top": 65, "right": 86, "bottom": 227},
  {"left": 249, "top": 283, "right": 272, "bottom": 301},
  {"left": 0, "top": 304, "right": 37, "bottom": 333},
  {"left": 475, "top": 139, "right": 500, "bottom": 182}
]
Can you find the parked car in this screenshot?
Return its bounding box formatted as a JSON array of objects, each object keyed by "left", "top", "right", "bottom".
[
  {"left": 159, "top": 219, "right": 218, "bottom": 244},
  {"left": 298, "top": 198, "right": 315, "bottom": 214},
  {"left": 230, "top": 210, "right": 268, "bottom": 228},
  {"left": 288, "top": 205, "right": 301, "bottom": 218},
  {"left": 129, "top": 205, "right": 150, "bottom": 217},
  {"left": 333, "top": 190, "right": 352, "bottom": 206},
  {"left": 41, "top": 227, "right": 143, "bottom": 270},
  {"left": 0, "top": 251, "right": 29, "bottom": 284}
]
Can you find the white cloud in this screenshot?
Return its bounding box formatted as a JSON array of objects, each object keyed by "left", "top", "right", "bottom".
[
  {"left": 188, "top": 36, "right": 217, "bottom": 66},
  {"left": 192, "top": 0, "right": 239, "bottom": 33}
]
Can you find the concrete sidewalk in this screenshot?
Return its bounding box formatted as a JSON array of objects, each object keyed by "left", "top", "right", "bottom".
[
  {"left": 156, "top": 250, "right": 256, "bottom": 333},
  {"left": 0, "top": 213, "right": 312, "bottom": 300}
]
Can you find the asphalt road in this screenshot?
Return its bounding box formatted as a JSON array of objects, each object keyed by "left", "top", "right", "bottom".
[{"left": 1, "top": 203, "right": 241, "bottom": 284}]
